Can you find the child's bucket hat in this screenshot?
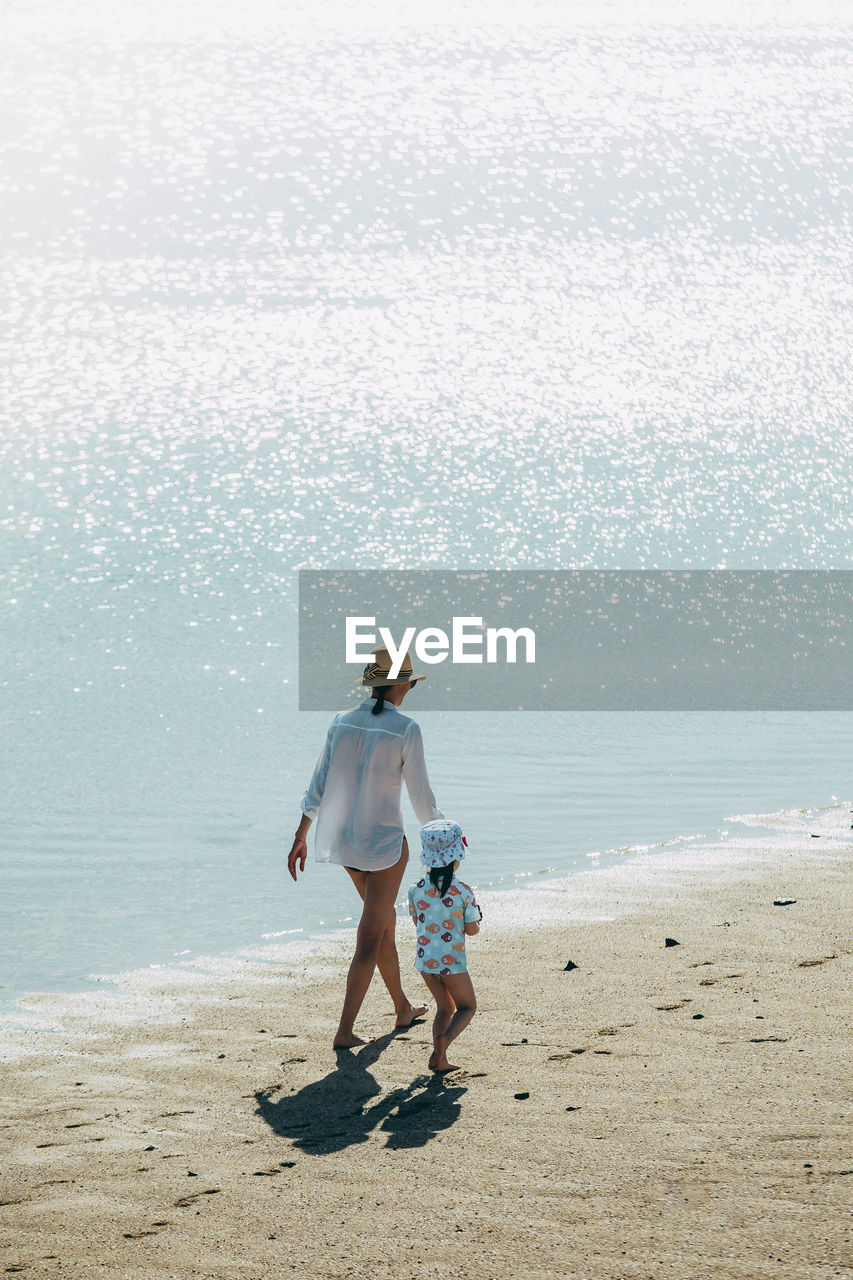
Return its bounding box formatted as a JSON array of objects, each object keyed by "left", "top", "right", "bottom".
[{"left": 420, "top": 818, "right": 468, "bottom": 868}]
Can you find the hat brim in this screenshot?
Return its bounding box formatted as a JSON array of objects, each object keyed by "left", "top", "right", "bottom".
[
  {"left": 419, "top": 828, "right": 467, "bottom": 867},
  {"left": 360, "top": 673, "right": 427, "bottom": 687}
]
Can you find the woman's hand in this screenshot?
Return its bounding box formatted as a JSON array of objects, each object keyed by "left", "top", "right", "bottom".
[
  {"left": 287, "top": 836, "right": 308, "bottom": 881},
  {"left": 288, "top": 815, "right": 313, "bottom": 881}
]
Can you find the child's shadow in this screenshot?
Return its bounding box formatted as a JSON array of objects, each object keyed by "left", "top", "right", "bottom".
[
  {"left": 377, "top": 1074, "right": 467, "bottom": 1150},
  {"left": 254, "top": 1034, "right": 467, "bottom": 1154}
]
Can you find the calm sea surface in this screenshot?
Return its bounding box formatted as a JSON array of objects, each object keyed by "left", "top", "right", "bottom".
[{"left": 1, "top": 0, "right": 851, "bottom": 1016}]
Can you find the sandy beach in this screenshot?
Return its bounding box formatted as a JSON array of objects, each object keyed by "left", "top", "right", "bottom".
[{"left": 2, "top": 805, "right": 850, "bottom": 1280}]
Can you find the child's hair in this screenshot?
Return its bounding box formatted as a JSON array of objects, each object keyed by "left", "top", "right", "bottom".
[{"left": 428, "top": 863, "right": 454, "bottom": 897}]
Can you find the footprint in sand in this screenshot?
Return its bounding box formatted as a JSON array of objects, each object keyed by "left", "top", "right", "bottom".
[
  {"left": 252, "top": 1164, "right": 296, "bottom": 1177},
  {"left": 547, "top": 1049, "right": 588, "bottom": 1061},
  {"left": 798, "top": 954, "right": 837, "bottom": 968},
  {"left": 173, "top": 1189, "right": 222, "bottom": 1207},
  {"left": 656, "top": 1000, "right": 692, "bottom": 1011},
  {"left": 123, "top": 1223, "right": 171, "bottom": 1239}
]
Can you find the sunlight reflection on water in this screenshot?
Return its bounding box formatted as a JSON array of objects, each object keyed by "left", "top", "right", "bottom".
[{"left": 1, "top": 0, "right": 851, "bottom": 1007}]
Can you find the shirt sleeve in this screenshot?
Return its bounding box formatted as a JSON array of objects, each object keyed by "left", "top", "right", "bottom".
[
  {"left": 463, "top": 890, "right": 482, "bottom": 924},
  {"left": 300, "top": 716, "right": 339, "bottom": 820},
  {"left": 401, "top": 720, "right": 444, "bottom": 827}
]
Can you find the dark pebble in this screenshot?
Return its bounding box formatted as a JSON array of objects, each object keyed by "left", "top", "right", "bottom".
[
  {"left": 804, "top": 1163, "right": 812, "bottom": 1169},
  {"left": 187, "top": 1171, "right": 197, "bottom": 1177},
  {"left": 665, "top": 938, "right": 680, "bottom": 948},
  {"left": 144, "top": 1145, "right": 155, "bottom": 1152},
  {"left": 692, "top": 1013, "right": 704, "bottom": 1020},
  {"left": 521, "top": 1038, "right": 528, "bottom": 1044},
  {"left": 810, "top": 834, "right": 819, "bottom": 838},
  {"left": 773, "top": 899, "right": 797, "bottom": 906},
  {"left": 217, "top": 1053, "right": 225, "bottom": 1059},
  {"left": 563, "top": 961, "right": 578, "bottom": 972},
  {"left": 565, "top": 1106, "right": 581, "bottom": 1112},
  {"left": 514, "top": 1092, "right": 530, "bottom": 1100}
]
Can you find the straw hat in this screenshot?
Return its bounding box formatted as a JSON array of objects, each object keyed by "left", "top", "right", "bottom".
[{"left": 360, "top": 646, "right": 427, "bottom": 688}]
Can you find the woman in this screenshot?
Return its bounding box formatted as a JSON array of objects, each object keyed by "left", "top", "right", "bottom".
[{"left": 287, "top": 646, "right": 444, "bottom": 1049}]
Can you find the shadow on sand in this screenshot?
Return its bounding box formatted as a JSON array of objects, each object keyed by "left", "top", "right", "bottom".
[{"left": 254, "top": 1032, "right": 467, "bottom": 1154}]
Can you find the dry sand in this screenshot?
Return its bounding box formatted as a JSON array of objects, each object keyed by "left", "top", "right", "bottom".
[{"left": 2, "top": 805, "right": 851, "bottom": 1280}]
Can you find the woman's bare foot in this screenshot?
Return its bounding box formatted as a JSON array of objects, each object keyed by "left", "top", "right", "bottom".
[
  {"left": 395, "top": 1002, "right": 427, "bottom": 1030},
  {"left": 333, "top": 1032, "right": 369, "bottom": 1049}
]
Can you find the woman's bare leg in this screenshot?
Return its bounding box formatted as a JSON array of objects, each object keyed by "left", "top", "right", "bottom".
[
  {"left": 335, "top": 841, "right": 421, "bottom": 1048},
  {"left": 422, "top": 972, "right": 476, "bottom": 1071},
  {"left": 344, "top": 846, "right": 426, "bottom": 1030}
]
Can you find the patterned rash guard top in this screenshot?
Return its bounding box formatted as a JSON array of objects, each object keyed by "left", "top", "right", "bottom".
[{"left": 407, "top": 874, "right": 483, "bottom": 975}]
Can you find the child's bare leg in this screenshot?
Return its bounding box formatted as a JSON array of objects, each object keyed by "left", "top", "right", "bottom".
[
  {"left": 421, "top": 974, "right": 456, "bottom": 1070},
  {"left": 432, "top": 972, "right": 476, "bottom": 1069}
]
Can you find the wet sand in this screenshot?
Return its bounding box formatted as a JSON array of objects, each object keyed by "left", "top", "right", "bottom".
[{"left": 1, "top": 806, "right": 850, "bottom": 1279}]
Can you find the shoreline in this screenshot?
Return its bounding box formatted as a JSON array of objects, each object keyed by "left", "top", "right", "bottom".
[
  {"left": 3, "top": 801, "right": 841, "bottom": 1046},
  {"left": 2, "top": 804, "right": 850, "bottom": 1278}
]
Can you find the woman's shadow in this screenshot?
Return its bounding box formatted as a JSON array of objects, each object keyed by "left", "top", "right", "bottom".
[{"left": 254, "top": 1033, "right": 467, "bottom": 1154}]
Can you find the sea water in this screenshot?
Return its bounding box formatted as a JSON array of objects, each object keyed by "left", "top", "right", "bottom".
[{"left": 1, "top": 0, "right": 851, "bottom": 1017}]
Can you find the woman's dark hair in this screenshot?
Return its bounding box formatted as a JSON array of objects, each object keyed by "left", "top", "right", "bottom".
[
  {"left": 370, "top": 680, "right": 415, "bottom": 715},
  {"left": 429, "top": 863, "right": 455, "bottom": 897}
]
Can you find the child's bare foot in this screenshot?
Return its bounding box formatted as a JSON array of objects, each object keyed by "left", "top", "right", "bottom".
[
  {"left": 395, "top": 1002, "right": 427, "bottom": 1030},
  {"left": 429, "top": 1036, "right": 459, "bottom": 1073},
  {"left": 333, "top": 1032, "right": 369, "bottom": 1049}
]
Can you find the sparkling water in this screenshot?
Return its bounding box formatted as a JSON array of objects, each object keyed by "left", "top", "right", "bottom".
[{"left": 1, "top": 0, "right": 851, "bottom": 1015}]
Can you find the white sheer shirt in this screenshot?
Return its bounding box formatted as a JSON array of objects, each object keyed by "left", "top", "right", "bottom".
[{"left": 300, "top": 699, "right": 444, "bottom": 871}]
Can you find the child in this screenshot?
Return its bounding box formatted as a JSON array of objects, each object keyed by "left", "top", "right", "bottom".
[{"left": 407, "top": 818, "right": 483, "bottom": 1073}]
